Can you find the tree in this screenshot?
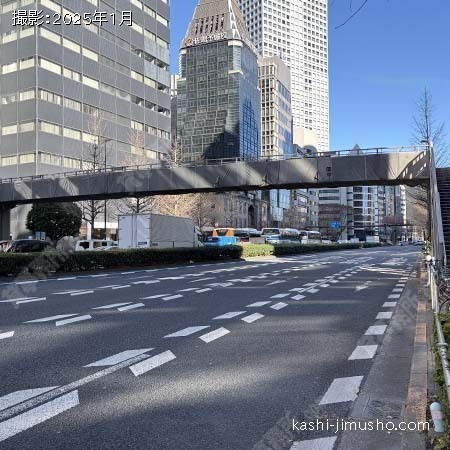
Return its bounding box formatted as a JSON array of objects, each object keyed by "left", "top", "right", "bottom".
[{"left": 26, "top": 203, "right": 82, "bottom": 242}]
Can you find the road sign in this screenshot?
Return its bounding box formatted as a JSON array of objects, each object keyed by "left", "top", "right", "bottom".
[{"left": 329, "top": 221, "right": 341, "bottom": 229}]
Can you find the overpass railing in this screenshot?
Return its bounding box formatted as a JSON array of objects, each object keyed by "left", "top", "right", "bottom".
[{"left": 0, "top": 145, "right": 427, "bottom": 185}]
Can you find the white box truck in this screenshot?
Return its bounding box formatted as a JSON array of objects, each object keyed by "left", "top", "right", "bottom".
[{"left": 118, "top": 213, "right": 201, "bottom": 249}]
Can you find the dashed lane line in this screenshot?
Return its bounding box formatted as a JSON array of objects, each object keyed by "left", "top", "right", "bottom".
[
  {"left": 92, "top": 302, "right": 132, "bottom": 310},
  {"left": 241, "top": 313, "right": 264, "bottom": 323},
  {"left": 364, "top": 325, "right": 387, "bottom": 336},
  {"left": 70, "top": 291, "right": 94, "bottom": 296},
  {"left": 163, "top": 294, "right": 184, "bottom": 301},
  {"left": 270, "top": 302, "right": 287, "bottom": 310},
  {"left": 199, "top": 327, "right": 230, "bottom": 343},
  {"left": 376, "top": 311, "right": 393, "bottom": 320},
  {"left": 25, "top": 314, "right": 78, "bottom": 323},
  {"left": 84, "top": 349, "right": 153, "bottom": 367},
  {"left": 141, "top": 294, "right": 171, "bottom": 299},
  {"left": 270, "top": 293, "right": 290, "bottom": 299},
  {"left": 55, "top": 315, "right": 92, "bottom": 326},
  {"left": 213, "top": 311, "right": 247, "bottom": 320},
  {"left": 164, "top": 326, "right": 210, "bottom": 338},
  {"left": 290, "top": 436, "right": 337, "bottom": 450},
  {"left": 348, "top": 345, "right": 378, "bottom": 360},
  {"left": 0, "top": 331, "right": 14, "bottom": 340},
  {"left": 111, "top": 285, "right": 130, "bottom": 290},
  {"left": 319, "top": 376, "right": 364, "bottom": 405},
  {"left": 15, "top": 297, "right": 46, "bottom": 304},
  {"left": 246, "top": 301, "right": 272, "bottom": 307},
  {"left": 117, "top": 303, "right": 145, "bottom": 311},
  {"left": 129, "top": 350, "right": 176, "bottom": 377}
]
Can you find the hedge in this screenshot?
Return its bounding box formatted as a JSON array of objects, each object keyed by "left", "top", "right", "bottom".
[{"left": 0, "top": 242, "right": 382, "bottom": 277}]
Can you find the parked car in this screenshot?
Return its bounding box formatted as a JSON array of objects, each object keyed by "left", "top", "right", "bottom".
[
  {"left": 413, "top": 240, "right": 425, "bottom": 246},
  {"left": 6, "top": 239, "right": 53, "bottom": 253}
]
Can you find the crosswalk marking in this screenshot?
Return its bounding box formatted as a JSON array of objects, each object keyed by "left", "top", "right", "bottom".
[
  {"left": 319, "top": 376, "right": 364, "bottom": 404},
  {"left": 195, "top": 288, "right": 212, "bottom": 293},
  {"left": 270, "top": 293, "right": 290, "bottom": 299},
  {"left": 246, "top": 301, "right": 271, "bottom": 307},
  {"left": 271, "top": 302, "right": 287, "bottom": 310},
  {"left": 388, "top": 293, "right": 401, "bottom": 299},
  {"left": 292, "top": 294, "right": 305, "bottom": 300},
  {"left": 0, "top": 387, "right": 58, "bottom": 412},
  {"left": 307, "top": 288, "right": 319, "bottom": 293},
  {"left": 129, "top": 351, "right": 176, "bottom": 377},
  {"left": 199, "top": 327, "right": 230, "bottom": 343}
]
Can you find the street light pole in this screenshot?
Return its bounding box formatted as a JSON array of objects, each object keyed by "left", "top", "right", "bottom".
[{"left": 101, "top": 138, "right": 112, "bottom": 240}]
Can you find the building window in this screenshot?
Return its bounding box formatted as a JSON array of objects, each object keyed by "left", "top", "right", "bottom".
[{"left": 1, "top": 124, "right": 18, "bottom": 135}]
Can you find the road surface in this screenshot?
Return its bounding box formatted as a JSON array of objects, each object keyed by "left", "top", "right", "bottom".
[{"left": 0, "top": 246, "right": 420, "bottom": 449}]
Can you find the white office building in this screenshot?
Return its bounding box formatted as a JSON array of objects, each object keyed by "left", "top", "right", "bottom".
[{"left": 238, "top": 0, "right": 329, "bottom": 151}]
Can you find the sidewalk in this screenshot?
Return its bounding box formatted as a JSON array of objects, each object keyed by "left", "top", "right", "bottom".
[{"left": 336, "top": 260, "right": 429, "bottom": 450}]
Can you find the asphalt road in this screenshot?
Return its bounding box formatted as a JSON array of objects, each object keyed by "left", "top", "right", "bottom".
[{"left": 0, "top": 246, "right": 420, "bottom": 450}]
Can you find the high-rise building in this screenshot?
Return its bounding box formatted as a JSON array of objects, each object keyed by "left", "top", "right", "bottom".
[
  {"left": 0, "top": 0, "right": 171, "bottom": 235},
  {"left": 239, "top": 0, "right": 329, "bottom": 151},
  {"left": 177, "top": 0, "right": 261, "bottom": 163}
]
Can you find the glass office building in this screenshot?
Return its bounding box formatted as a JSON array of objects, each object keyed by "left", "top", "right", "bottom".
[{"left": 177, "top": 0, "right": 260, "bottom": 162}]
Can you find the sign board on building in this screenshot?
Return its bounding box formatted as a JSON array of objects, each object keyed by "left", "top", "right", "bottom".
[
  {"left": 185, "top": 32, "right": 227, "bottom": 47},
  {"left": 329, "top": 221, "right": 341, "bottom": 229}
]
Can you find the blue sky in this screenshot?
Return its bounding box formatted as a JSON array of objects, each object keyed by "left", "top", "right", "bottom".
[{"left": 170, "top": 0, "right": 450, "bottom": 150}]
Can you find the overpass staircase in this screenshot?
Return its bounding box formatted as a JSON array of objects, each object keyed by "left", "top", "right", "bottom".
[{"left": 436, "top": 168, "right": 450, "bottom": 258}]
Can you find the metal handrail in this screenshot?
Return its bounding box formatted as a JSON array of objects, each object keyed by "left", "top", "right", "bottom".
[{"left": 0, "top": 145, "right": 427, "bottom": 185}]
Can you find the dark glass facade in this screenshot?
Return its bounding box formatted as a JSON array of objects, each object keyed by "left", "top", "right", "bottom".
[{"left": 177, "top": 40, "right": 260, "bottom": 162}]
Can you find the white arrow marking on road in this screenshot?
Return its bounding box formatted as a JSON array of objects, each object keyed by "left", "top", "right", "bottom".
[
  {"left": 129, "top": 351, "right": 176, "bottom": 377},
  {"left": 0, "top": 331, "right": 14, "bottom": 340},
  {"left": 246, "top": 301, "right": 272, "bottom": 307},
  {"left": 92, "top": 302, "right": 132, "bottom": 309},
  {"left": 365, "top": 325, "right": 387, "bottom": 335},
  {"left": 55, "top": 315, "right": 92, "bottom": 326},
  {"left": 0, "top": 387, "right": 58, "bottom": 411},
  {"left": 163, "top": 294, "right": 184, "bottom": 301},
  {"left": 117, "top": 303, "right": 145, "bottom": 311},
  {"left": 319, "top": 376, "right": 364, "bottom": 404},
  {"left": 0, "top": 391, "right": 79, "bottom": 442},
  {"left": 290, "top": 436, "right": 337, "bottom": 450},
  {"left": 164, "top": 326, "right": 210, "bottom": 338},
  {"left": 271, "top": 302, "right": 287, "bottom": 310},
  {"left": 26, "top": 314, "right": 78, "bottom": 323},
  {"left": 199, "top": 327, "right": 230, "bottom": 343},
  {"left": 291, "top": 294, "right": 305, "bottom": 300},
  {"left": 213, "top": 311, "right": 246, "bottom": 320},
  {"left": 348, "top": 345, "right": 378, "bottom": 360},
  {"left": 241, "top": 313, "right": 264, "bottom": 323},
  {"left": 376, "top": 311, "right": 393, "bottom": 320},
  {"left": 85, "top": 349, "right": 153, "bottom": 367}
]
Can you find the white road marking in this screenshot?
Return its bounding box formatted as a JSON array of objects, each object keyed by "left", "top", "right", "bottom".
[
  {"left": 26, "top": 314, "right": 78, "bottom": 323},
  {"left": 90, "top": 274, "right": 109, "bottom": 278},
  {"left": 303, "top": 283, "right": 315, "bottom": 287},
  {"left": 319, "top": 376, "right": 364, "bottom": 404},
  {"left": 84, "top": 349, "right": 153, "bottom": 367},
  {"left": 0, "top": 297, "right": 36, "bottom": 303},
  {"left": 266, "top": 280, "right": 286, "bottom": 286},
  {"left": 348, "top": 345, "right": 378, "bottom": 360},
  {"left": 383, "top": 301, "right": 397, "bottom": 307},
  {"left": 15, "top": 297, "right": 46, "bottom": 304},
  {"left": 289, "top": 288, "right": 304, "bottom": 292},
  {"left": 159, "top": 276, "right": 185, "bottom": 281},
  {"left": 15, "top": 280, "right": 39, "bottom": 285},
  {"left": 270, "top": 293, "right": 290, "bottom": 299},
  {"left": 329, "top": 280, "right": 339, "bottom": 284},
  {"left": 365, "top": 325, "right": 387, "bottom": 335},
  {"left": 163, "top": 294, "right": 184, "bottom": 301},
  {"left": 118, "top": 303, "right": 145, "bottom": 311},
  {"left": 54, "top": 290, "right": 86, "bottom": 295},
  {"left": 290, "top": 436, "right": 337, "bottom": 450},
  {"left": 376, "top": 311, "right": 393, "bottom": 320},
  {"left": 247, "top": 301, "right": 272, "bottom": 307},
  {"left": 164, "top": 326, "right": 210, "bottom": 338},
  {"left": 307, "top": 288, "right": 319, "bottom": 293},
  {"left": 213, "top": 311, "right": 246, "bottom": 319},
  {"left": 177, "top": 288, "right": 198, "bottom": 292},
  {"left": 92, "top": 302, "right": 132, "bottom": 309},
  {"left": 241, "top": 313, "right": 264, "bottom": 323},
  {"left": 55, "top": 315, "right": 92, "bottom": 326},
  {"left": 338, "top": 277, "right": 347, "bottom": 280},
  {"left": 320, "top": 283, "right": 330, "bottom": 288},
  {"left": 195, "top": 288, "right": 212, "bottom": 293},
  {"left": 292, "top": 294, "right": 305, "bottom": 300},
  {"left": 188, "top": 277, "right": 215, "bottom": 283},
  {"left": 70, "top": 291, "right": 94, "bottom": 296},
  {"left": 96, "top": 285, "right": 122, "bottom": 289},
  {"left": 141, "top": 294, "right": 171, "bottom": 299},
  {"left": 57, "top": 277, "right": 77, "bottom": 281},
  {"left": 392, "top": 288, "right": 403, "bottom": 292},
  {"left": 129, "top": 351, "right": 176, "bottom": 377},
  {"left": 131, "top": 280, "right": 160, "bottom": 285},
  {"left": 199, "top": 327, "right": 230, "bottom": 343},
  {"left": 0, "top": 387, "right": 58, "bottom": 412},
  {"left": 271, "top": 302, "right": 287, "bottom": 310},
  {"left": 112, "top": 285, "right": 130, "bottom": 290},
  {"left": 388, "top": 294, "right": 401, "bottom": 299},
  {"left": 0, "top": 331, "right": 14, "bottom": 340},
  {"left": 0, "top": 391, "right": 79, "bottom": 442}
]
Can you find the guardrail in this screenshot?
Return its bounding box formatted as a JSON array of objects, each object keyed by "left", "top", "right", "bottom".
[{"left": 0, "top": 145, "right": 427, "bottom": 185}]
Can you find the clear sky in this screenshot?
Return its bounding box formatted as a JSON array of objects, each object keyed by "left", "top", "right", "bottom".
[{"left": 170, "top": 0, "right": 450, "bottom": 150}]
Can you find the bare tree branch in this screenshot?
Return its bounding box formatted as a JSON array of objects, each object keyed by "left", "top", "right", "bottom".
[{"left": 335, "top": 0, "right": 369, "bottom": 29}]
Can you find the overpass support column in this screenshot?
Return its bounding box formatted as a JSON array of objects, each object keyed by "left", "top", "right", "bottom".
[{"left": 0, "top": 206, "right": 12, "bottom": 240}]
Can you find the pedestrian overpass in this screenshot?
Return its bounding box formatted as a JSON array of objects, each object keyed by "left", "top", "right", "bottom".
[{"left": 0, "top": 148, "right": 431, "bottom": 241}]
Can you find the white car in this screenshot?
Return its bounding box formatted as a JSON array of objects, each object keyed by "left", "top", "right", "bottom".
[{"left": 75, "top": 240, "right": 118, "bottom": 251}]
